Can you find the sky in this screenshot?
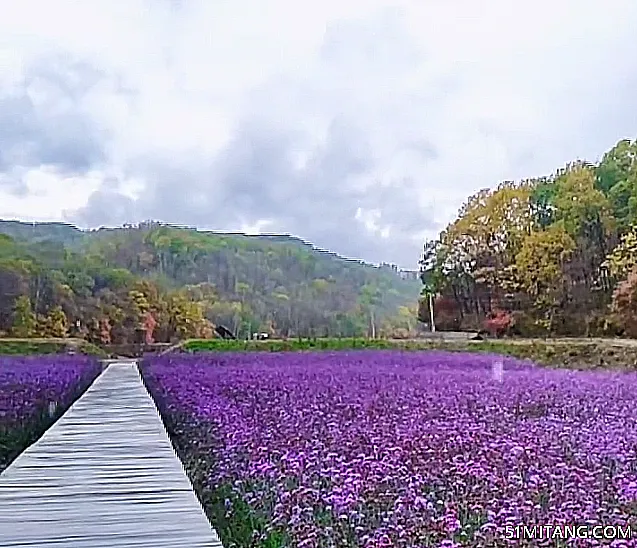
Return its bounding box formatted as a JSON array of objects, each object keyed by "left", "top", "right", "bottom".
[{"left": 1, "top": 1, "right": 637, "bottom": 270}]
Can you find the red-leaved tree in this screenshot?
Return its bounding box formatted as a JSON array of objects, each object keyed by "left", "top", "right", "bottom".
[
  {"left": 142, "top": 312, "right": 157, "bottom": 344},
  {"left": 483, "top": 309, "right": 514, "bottom": 338}
]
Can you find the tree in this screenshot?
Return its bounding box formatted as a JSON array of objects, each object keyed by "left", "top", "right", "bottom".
[
  {"left": 515, "top": 223, "right": 575, "bottom": 297},
  {"left": 530, "top": 178, "right": 558, "bottom": 228},
  {"left": 418, "top": 240, "right": 446, "bottom": 331},
  {"left": 11, "top": 296, "right": 36, "bottom": 337},
  {"left": 435, "top": 181, "right": 535, "bottom": 322},
  {"left": 596, "top": 139, "right": 637, "bottom": 193},
  {"left": 553, "top": 164, "right": 614, "bottom": 239},
  {"left": 95, "top": 317, "right": 113, "bottom": 345},
  {"left": 420, "top": 140, "right": 637, "bottom": 337},
  {"left": 611, "top": 268, "right": 637, "bottom": 337},
  {"left": 603, "top": 227, "right": 637, "bottom": 281},
  {"left": 484, "top": 309, "right": 514, "bottom": 338},
  {"left": 166, "top": 291, "right": 213, "bottom": 340},
  {"left": 0, "top": 219, "right": 421, "bottom": 342},
  {"left": 514, "top": 221, "right": 576, "bottom": 331},
  {"left": 360, "top": 284, "right": 382, "bottom": 338},
  {"left": 35, "top": 306, "right": 68, "bottom": 338},
  {"left": 380, "top": 304, "right": 418, "bottom": 338},
  {"left": 0, "top": 260, "right": 30, "bottom": 333},
  {"left": 419, "top": 284, "right": 436, "bottom": 332},
  {"left": 142, "top": 312, "right": 157, "bottom": 344},
  {"left": 425, "top": 296, "right": 461, "bottom": 331}
]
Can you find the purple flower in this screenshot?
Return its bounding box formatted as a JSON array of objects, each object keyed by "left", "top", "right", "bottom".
[
  {"left": 1, "top": 355, "right": 101, "bottom": 472},
  {"left": 143, "top": 350, "right": 637, "bottom": 546}
]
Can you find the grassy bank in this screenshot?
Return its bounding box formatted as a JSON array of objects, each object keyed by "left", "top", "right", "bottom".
[
  {"left": 180, "top": 337, "right": 637, "bottom": 370},
  {"left": 0, "top": 338, "right": 107, "bottom": 357},
  {"left": 182, "top": 337, "right": 430, "bottom": 353},
  {"left": 4, "top": 335, "right": 637, "bottom": 369}
]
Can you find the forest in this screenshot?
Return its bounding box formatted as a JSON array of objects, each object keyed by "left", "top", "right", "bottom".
[
  {"left": 0, "top": 220, "right": 421, "bottom": 344},
  {"left": 419, "top": 137, "right": 637, "bottom": 338}
]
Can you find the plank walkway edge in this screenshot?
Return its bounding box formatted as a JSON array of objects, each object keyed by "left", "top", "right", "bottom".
[{"left": 0, "top": 360, "right": 223, "bottom": 547}]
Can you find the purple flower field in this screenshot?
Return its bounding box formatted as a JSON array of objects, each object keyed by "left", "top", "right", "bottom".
[
  {"left": 0, "top": 355, "right": 102, "bottom": 473},
  {"left": 143, "top": 351, "right": 637, "bottom": 547}
]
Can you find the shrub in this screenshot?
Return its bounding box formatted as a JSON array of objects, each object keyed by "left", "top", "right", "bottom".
[{"left": 483, "top": 309, "right": 513, "bottom": 338}]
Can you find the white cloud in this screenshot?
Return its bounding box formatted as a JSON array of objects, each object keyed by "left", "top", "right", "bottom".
[
  {"left": 0, "top": 0, "right": 636, "bottom": 269},
  {"left": 0, "top": 167, "right": 102, "bottom": 221}
]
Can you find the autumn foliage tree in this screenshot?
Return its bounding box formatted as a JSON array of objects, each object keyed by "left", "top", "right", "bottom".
[
  {"left": 142, "top": 312, "right": 157, "bottom": 344},
  {"left": 420, "top": 138, "right": 637, "bottom": 337},
  {"left": 483, "top": 310, "right": 514, "bottom": 338},
  {"left": 35, "top": 306, "right": 68, "bottom": 338},
  {"left": 611, "top": 268, "right": 637, "bottom": 337},
  {"left": 514, "top": 222, "right": 575, "bottom": 330}
]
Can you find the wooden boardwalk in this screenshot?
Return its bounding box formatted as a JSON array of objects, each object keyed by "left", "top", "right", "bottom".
[{"left": 0, "top": 361, "right": 222, "bottom": 547}]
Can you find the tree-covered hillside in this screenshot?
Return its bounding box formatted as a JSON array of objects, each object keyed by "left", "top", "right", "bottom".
[
  {"left": 0, "top": 221, "right": 420, "bottom": 343},
  {"left": 419, "top": 138, "right": 637, "bottom": 338}
]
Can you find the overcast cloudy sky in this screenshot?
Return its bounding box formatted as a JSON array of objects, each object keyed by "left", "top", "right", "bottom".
[{"left": 1, "top": 0, "right": 637, "bottom": 269}]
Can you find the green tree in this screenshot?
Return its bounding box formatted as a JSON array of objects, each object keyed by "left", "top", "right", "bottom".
[
  {"left": 11, "top": 295, "right": 36, "bottom": 337},
  {"left": 596, "top": 139, "right": 637, "bottom": 194},
  {"left": 553, "top": 165, "right": 614, "bottom": 239},
  {"left": 360, "top": 284, "right": 382, "bottom": 338}
]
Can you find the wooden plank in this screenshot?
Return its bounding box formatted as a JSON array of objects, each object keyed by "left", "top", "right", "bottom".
[{"left": 0, "top": 361, "right": 222, "bottom": 548}]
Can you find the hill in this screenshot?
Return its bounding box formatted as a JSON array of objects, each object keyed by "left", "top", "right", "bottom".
[
  {"left": 0, "top": 220, "right": 85, "bottom": 245},
  {"left": 0, "top": 220, "right": 421, "bottom": 344}
]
